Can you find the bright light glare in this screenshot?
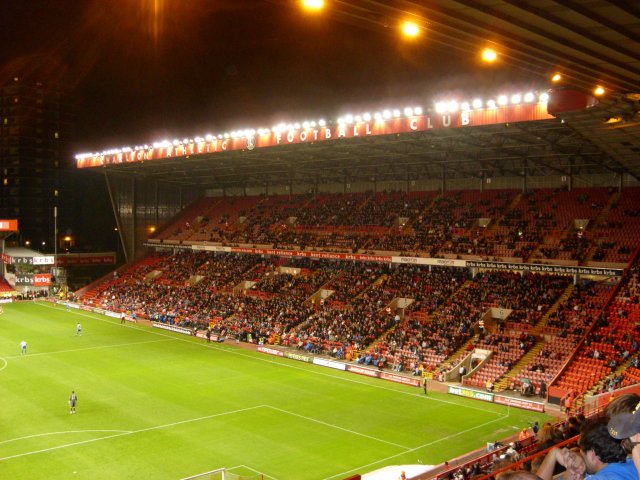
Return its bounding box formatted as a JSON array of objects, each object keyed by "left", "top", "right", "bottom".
[
  {"left": 551, "top": 73, "right": 562, "bottom": 82},
  {"left": 594, "top": 85, "right": 605, "bottom": 96},
  {"left": 472, "top": 98, "right": 483, "bottom": 109},
  {"left": 402, "top": 21, "right": 420, "bottom": 38},
  {"left": 460, "top": 102, "right": 470, "bottom": 111},
  {"left": 497, "top": 95, "right": 508, "bottom": 106},
  {"left": 301, "top": 0, "right": 324, "bottom": 11},
  {"left": 435, "top": 102, "right": 447, "bottom": 114},
  {"left": 539, "top": 92, "right": 549, "bottom": 103},
  {"left": 482, "top": 48, "right": 497, "bottom": 62},
  {"left": 523, "top": 92, "right": 535, "bottom": 103},
  {"left": 447, "top": 100, "right": 459, "bottom": 113},
  {"left": 511, "top": 94, "right": 521, "bottom": 104},
  {"left": 487, "top": 99, "right": 497, "bottom": 108}
]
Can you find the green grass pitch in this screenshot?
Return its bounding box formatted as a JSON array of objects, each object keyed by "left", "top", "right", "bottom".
[{"left": 0, "top": 302, "right": 552, "bottom": 480}]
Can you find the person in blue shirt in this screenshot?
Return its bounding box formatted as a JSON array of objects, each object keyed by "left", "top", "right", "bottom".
[
  {"left": 608, "top": 401, "right": 640, "bottom": 480},
  {"left": 537, "top": 417, "right": 637, "bottom": 480}
]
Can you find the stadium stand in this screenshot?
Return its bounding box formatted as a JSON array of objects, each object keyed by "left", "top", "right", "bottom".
[
  {"left": 76, "top": 188, "right": 640, "bottom": 435},
  {"left": 66, "top": 185, "right": 640, "bottom": 480}
]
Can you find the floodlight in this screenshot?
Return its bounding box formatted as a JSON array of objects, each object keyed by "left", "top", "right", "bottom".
[
  {"left": 401, "top": 21, "right": 420, "bottom": 38},
  {"left": 482, "top": 48, "right": 497, "bottom": 62},
  {"left": 301, "top": 0, "right": 324, "bottom": 11}
]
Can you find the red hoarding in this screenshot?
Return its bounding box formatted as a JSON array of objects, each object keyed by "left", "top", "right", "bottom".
[
  {"left": 0, "top": 219, "right": 18, "bottom": 231},
  {"left": 33, "top": 274, "right": 52, "bottom": 286}
]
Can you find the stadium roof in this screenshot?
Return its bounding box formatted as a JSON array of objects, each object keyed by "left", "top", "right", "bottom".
[
  {"left": 85, "top": 94, "right": 640, "bottom": 189},
  {"left": 274, "top": 0, "right": 640, "bottom": 95},
  {"left": 81, "top": 1, "right": 640, "bottom": 189}
]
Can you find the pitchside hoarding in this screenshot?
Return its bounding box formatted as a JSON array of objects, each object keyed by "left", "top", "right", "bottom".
[
  {"left": 14, "top": 273, "right": 52, "bottom": 286},
  {"left": 152, "top": 242, "right": 623, "bottom": 276}
]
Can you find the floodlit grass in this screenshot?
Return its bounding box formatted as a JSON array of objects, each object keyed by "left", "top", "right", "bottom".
[{"left": 0, "top": 302, "right": 552, "bottom": 480}]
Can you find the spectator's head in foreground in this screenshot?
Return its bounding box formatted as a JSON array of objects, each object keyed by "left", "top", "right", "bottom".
[
  {"left": 608, "top": 401, "right": 640, "bottom": 454},
  {"left": 579, "top": 417, "right": 628, "bottom": 473},
  {"left": 605, "top": 394, "right": 640, "bottom": 421}
]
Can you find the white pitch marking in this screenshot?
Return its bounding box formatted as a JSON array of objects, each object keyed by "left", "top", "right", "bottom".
[
  {"left": 265, "top": 404, "right": 411, "bottom": 450},
  {"left": 233, "top": 464, "right": 280, "bottom": 480},
  {"left": 0, "top": 430, "right": 133, "bottom": 445},
  {"left": 3, "top": 338, "right": 171, "bottom": 360},
  {"left": 0, "top": 405, "right": 265, "bottom": 462},
  {"left": 36, "top": 302, "right": 506, "bottom": 417},
  {"left": 321, "top": 414, "right": 509, "bottom": 480}
]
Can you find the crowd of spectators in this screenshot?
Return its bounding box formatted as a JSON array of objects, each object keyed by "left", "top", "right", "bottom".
[
  {"left": 81, "top": 228, "right": 639, "bottom": 407},
  {"left": 147, "top": 187, "right": 640, "bottom": 264}
]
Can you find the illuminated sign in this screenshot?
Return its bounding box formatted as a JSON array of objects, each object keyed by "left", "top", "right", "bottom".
[
  {"left": 77, "top": 103, "right": 552, "bottom": 169},
  {"left": 0, "top": 219, "right": 18, "bottom": 231}
]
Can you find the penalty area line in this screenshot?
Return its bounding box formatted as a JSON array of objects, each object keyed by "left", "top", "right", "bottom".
[
  {"left": 321, "top": 414, "right": 508, "bottom": 480},
  {"left": 265, "top": 404, "right": 411, "bottom": 450},
  {"left": 0, "top": 405, "right": 265, "bottom": 462}
]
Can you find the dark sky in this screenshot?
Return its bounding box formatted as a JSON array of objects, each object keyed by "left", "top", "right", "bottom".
[{"left": 1, "top": 0, "right": 529, "bottom": 154}]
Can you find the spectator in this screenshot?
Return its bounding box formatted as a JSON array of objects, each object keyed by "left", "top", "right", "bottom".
[
  {"left": 608, "top": 402, "right": 640, "bottom": 477},
  {"left": 537, "top": 417, "right": 637, "bottom": 480}
]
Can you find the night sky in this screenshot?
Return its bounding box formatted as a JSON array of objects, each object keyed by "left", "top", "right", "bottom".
[{"left": 0, "top": 0, "right": 531, "bottom": 154}]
